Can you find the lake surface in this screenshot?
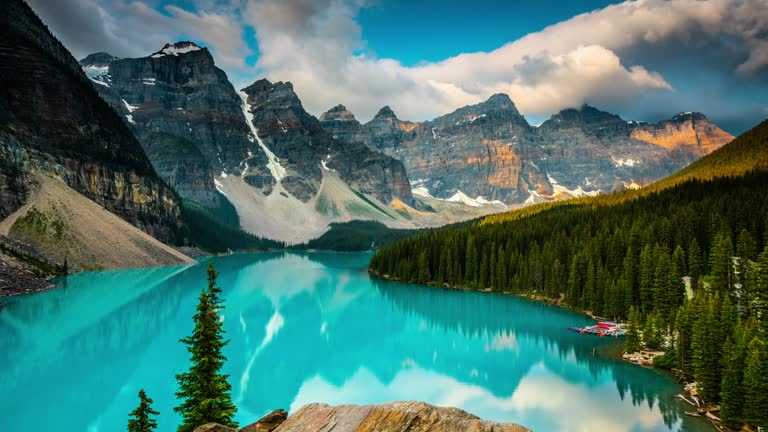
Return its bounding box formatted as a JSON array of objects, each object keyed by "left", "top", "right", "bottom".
[{"left": 0, "top": 252, "right": 709, "bottom": 431}]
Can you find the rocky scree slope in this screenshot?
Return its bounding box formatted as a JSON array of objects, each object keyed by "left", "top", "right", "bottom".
[
  {"left": 0, "top": 0, "right": 186, "bottom": 244},
  {"left": 320, "top": 97, "right": 733, "bottom": 204}
]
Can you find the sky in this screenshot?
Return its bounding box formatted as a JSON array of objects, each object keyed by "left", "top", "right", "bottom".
[{"left": 28, "top": 0, "right": 768, "bottom": 134}]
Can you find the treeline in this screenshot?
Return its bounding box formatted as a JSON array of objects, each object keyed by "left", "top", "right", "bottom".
[
  {"left": 370, "top": 123, "right": 768, "bottom": 429},
  {"left": 294, "top": 221, "right": 420, "bottom": 251},
  {"left": 181, "top": 197, "right": 283, "bottom": 252}
]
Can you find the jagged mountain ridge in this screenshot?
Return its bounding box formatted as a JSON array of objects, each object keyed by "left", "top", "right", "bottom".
[
  {"left": 0, "top": 0, "right": 186, "bottom": 244},
  {"left": 81, "top": 45, "right": 417, "bottom": 243},
  {"left": 320, "top": 97, "right": 734, "bottom": 204}
]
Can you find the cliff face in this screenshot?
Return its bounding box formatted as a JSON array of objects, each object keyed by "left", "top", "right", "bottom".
[
  {"left": 240, "top": 79, "right": 413, "bottom": 205},
  {"left": 630, "top": 112, "right": 734, "bottom": 155},
  {"left": 322, "top": 99, "right": 733, "bottom": 203},
  {"left": 80, "top": 42, "right": 252, "bottom": 208},
  {"left": 0, "top": 0, "right": 185, "bottom": 243}
]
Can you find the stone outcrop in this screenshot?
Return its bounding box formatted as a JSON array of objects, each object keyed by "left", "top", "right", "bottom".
[
  {"left": 0, "top": 0, "right": 186, "bottom": 244},
  {"left": 240, "top": 79, "right": 413, "bottom": 205},
  {"left": 196, "top": 402, "right": 528, "bottom": 432},
  {"left": 240, "top": 409, "right": 288, "bottom": 432},
  {"left": 321, "top": 98, "right": 734, "bottom": 204}
]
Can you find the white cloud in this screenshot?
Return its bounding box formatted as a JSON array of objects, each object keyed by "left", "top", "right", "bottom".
[
  {"left": 28, "top": 0, "right": 252, "bottom": 70},
  {"left": 240, "top": 0, "right": 767, "bottom": 123},
  {"left": 28, "top": 0, "right": 768, "bottom": 131}
]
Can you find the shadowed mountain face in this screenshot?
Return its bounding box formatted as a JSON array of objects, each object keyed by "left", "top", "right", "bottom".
[
  {"left": 0, "top": 0, "right": 185, "bottom": 243},
  {"left": 320, "top": 98, "right": 734, "bottom": 204},
  {"left": 79, "top": 42, "right": 252, "bottom": 208}
]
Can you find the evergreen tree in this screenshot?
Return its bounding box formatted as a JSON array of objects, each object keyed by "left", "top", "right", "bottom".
[
  {"left": 206, "top": 262, "right": 223, "bottom": 306},
  {"left": 625, "top": 306, "right": 642, "bottom": 353},
  {"left": 743, "top": 337, "right": 767, "bottom": 429},
  {"left": 691, "top": 293, "right": 722, "bottom": 402},
  {"left": 175, "top": 265, "right": 238, "bottom": 432},
  {"left": 128, "top": 389, "right": 159, "bottom": 432},
  {"left": 674, "top": 300, "right": 695, "bottom": 377},
  {"left": 719, "top": 325, "right": 751, "bottom": 429},
  {"left": 688, "top": 239, "right": 702, "bottom": 287},
  {"left": 710, "top": 231, "right": 734, "bottom": 294},
  {"left": 465, "top": 235, "right": 478, "bottom": 287},
  {"left": 736, "top": 229, "right": 757, "bottom": 261}
]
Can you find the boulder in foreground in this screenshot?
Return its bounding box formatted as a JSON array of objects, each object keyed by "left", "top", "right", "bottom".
[{"left": 197, "top": 402, "right": 529, "bottom": 432}]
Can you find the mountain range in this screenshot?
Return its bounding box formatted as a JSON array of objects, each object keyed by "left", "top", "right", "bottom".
[{"left": 320, "top": 97, "right": 733, "bottom": 204}]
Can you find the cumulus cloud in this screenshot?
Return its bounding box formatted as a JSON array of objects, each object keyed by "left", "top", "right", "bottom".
[
  {"left": 236, "top": 0, "right": 767, "bottom": 123},
  {"left": 27, "top": 0, "right": 252, "bottom": 70},
  {"left": 26, "top": 0, "right": 768, "bottom": 131}
]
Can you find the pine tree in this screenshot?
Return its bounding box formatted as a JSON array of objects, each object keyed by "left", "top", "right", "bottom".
[
  {"left": 175, "top": 265, "right": 238, "bottom": 432},
  {"left": 688, "top": 238, "right": 702, "bottom": 287},
  {"left": 736, "top": 229, "right": 757, "bottom": 262},
  {"left": 128, "top": 389, "right": 159, "bottom": 432},
  {"left": 465, "top": 235, "right": 478, "bottom": 287},
  {"left": 625, "top": 306, "right": 642, "bottom": 353},
  {"left": 743, "top": 337, "right": 768, "bottom": 429},
  {"left": 674, "top": 301, "right": 695, "bottom": 377},
  {"left": 710, "top": 231, "right": 734, "bottom": 294},
  {"left": 719, "top": 325, "right": 751, "bottom": 429},
  {"left": 691, "top": 293, "right": 722, "bottom": 402}
]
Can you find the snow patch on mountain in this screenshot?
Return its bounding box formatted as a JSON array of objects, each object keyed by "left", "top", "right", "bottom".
[
  {"left": 151, "top": 43, "right": 202, "bottom": 58},
  {"left": 239, "top": 91, "right": 286, "bottom": 182},
  {"left": 83, "top": 65, "right": 108, "bottom": 78},
  {"left": 611, "top": 156, "right": 640, "bottom": 167},
  {"left": 122, "top": 99, "right": 138, "bottom": 113},
  {"left": 546, "top": 174, "right": 600, "bottom": 198},
  {"left": 90, "top": 77, "right": 110, "bottom": 87}
]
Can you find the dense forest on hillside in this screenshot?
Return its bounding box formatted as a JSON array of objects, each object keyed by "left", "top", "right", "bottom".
[
  {"left": 293, "top": 221, "right": 421, "bottom": 251},
  {"left": 182, "top": 197, "right": 283, "bottom": 252},
  {"left": 370, "top": 120, "right": 768, "bottom": 429}
]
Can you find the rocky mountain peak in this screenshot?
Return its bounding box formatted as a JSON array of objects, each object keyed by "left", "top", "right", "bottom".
[
  {"left": 241, "top": 79, "right": 301, "bottom": 110},
  {"left": 671, "top": 111, "right": 707, "bottom": 122},
  {"left": 320, "top": 104, "right": 357, "bottom": 122},
  {"left": 481, "top": 93, "right": 519, "bottom": 113},
  {"left": 151, "top": 41, "right": 204, "bottom": 58},
  {"left": 374, "top": 105, "right": 398, "bottom": 120},
  {"left": 78, "top": 52, "right": 119, "bottom": 67}
]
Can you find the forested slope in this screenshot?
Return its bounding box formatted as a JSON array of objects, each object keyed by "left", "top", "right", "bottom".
[{"left": 370, "top": 119, "right": 768, "bottom": 429}]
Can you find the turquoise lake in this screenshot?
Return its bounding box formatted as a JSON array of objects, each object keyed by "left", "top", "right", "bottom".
[{"left": 0, "top": 252, "right": 710, "bottom": 431}]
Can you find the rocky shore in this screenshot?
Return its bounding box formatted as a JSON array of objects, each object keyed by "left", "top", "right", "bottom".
[
  {"left": 195, "top": 401, "right": 530, "bottom": 432},
  {"left": 0, "top": 250, "right": 52, "bottom": 298}
]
